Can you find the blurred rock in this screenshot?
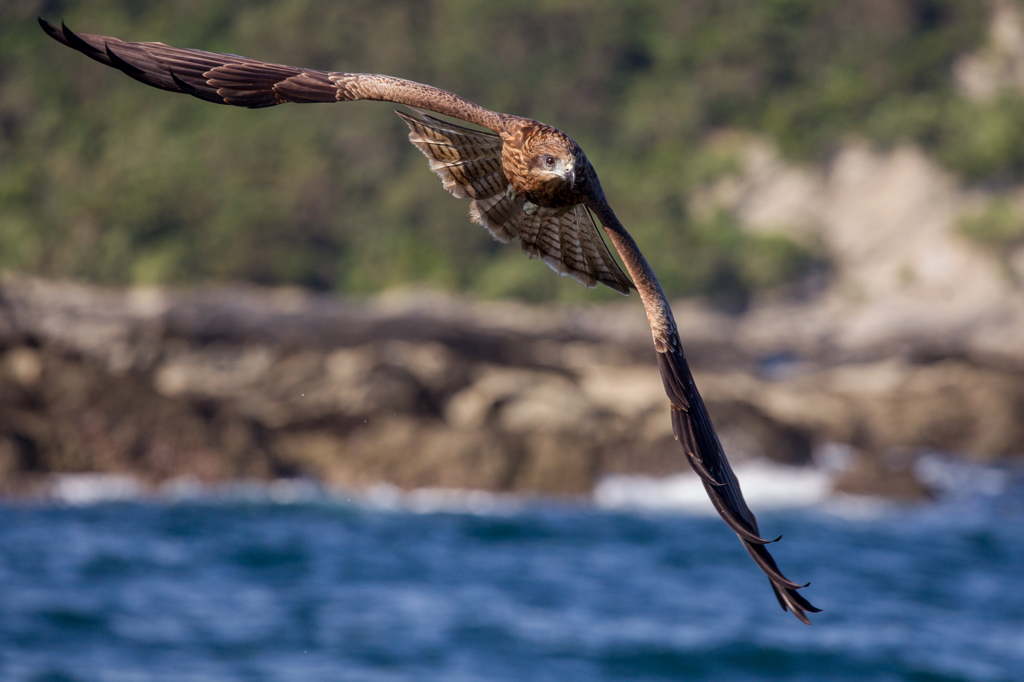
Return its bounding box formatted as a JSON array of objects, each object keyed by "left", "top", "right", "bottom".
[
  {"left": 3, "top": 347, "right": 42, "bottom": 387},
  {"left": 273, "top": 419, "right": 518, "bottom": 491},
  {"left": 832, "top": 450, "right": 934, "bottom": 501},
  {"left": 0, "top": 274, "right": 1022, "bottom": 498}
]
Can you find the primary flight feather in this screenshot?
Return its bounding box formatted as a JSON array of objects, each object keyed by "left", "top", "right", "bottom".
[{"left": 41, "top": 18, "right": 819, "bottom": 624}]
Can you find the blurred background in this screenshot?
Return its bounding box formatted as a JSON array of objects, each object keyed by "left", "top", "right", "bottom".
[{"left": 1, "top": 1, "right": 1024, "bottom": 680}]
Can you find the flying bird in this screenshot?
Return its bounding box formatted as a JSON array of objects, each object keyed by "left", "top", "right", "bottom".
[{"left": 40, "top": 18, "right": 819, "bottom": 624}]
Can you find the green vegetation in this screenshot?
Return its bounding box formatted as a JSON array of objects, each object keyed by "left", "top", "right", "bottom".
[
  {"left": 0, "top": 0, "right": 997, "bottom": 305},
  {"left": 959, "top": 199, "right": 1024, "bottom": 283},
  {"left": 959, "top": 200, "right": 1024, "bottom": 249}
]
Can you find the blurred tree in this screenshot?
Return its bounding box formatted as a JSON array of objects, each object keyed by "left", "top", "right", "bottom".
[{"left": 0, "top": 0, "right": 990, "bottom": 305}]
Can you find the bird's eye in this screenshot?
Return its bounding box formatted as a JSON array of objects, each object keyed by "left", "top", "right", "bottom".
[{"left": 544, "top": 155, "right": 556, "bottom": 166}]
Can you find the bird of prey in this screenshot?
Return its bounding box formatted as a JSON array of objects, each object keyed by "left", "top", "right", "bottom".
[{"left": 41, "top": 18, "right": 819, "bottom": 624}]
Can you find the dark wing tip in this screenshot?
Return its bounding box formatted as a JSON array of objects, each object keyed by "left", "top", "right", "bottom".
[
  {"left": 787, "top": 586, "right": 823, "bottom": 621},
  {"left": 801, "top": 599, "right": 823, "bottom": 613},
  {"left": 61, "top": 21, "right": 103, "bottom": 55},
  {"left": 104, "top": 45, "right": 144, "bottom": 77},
  {"left": 169, "top": 68, "right": 228, "bottom": 104},
  {"left": 770, "top": 575, "right": 820, "bottom": 624},
  {"left": 39, "top": 17, "right": 66, "bottom": 43},
  {"left": 169, "top": 69, "right": 196, "bottom": 93}
]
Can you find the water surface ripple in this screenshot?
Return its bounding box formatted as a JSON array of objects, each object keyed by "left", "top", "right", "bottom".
[{"left": 1, "top": 479, "right": 1022, "bottom": 681}]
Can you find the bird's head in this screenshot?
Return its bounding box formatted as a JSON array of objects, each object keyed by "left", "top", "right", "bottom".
[{"left": 524, "top": 131, "right": 577, "bottom": 190}]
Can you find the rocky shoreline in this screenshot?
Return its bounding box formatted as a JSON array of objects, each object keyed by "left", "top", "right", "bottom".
[{"left": 0, "top": 276, "right": 1021, "bottom": 501}]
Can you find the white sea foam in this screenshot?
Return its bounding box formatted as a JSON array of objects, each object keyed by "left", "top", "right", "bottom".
[
  {"left": 43, "top": 473, "right": 519, "bottom": 514},
  {"left": 915, "top": 454, "right": 1008, "bottom": 498},
  {"left": 50, "top": 474, "right": 144, "bottom": 504},
  {"left": 43, "top": 452, "right": 1009, "bottom": 513},
  {"left": 817, "top": 492, "right": 896, "bottom": 520},
  {"left": 156, "top": 476, "right": 328, "bottom": 504},
  {"left": 358, "top": 483, "right": 524, "bottom": 515},
  {"left": 593, "top": 460, "right": 834, "bottom": 513}
]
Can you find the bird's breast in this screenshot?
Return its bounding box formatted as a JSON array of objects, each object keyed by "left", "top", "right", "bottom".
[
  {"left": 504, "top": 170, "right": 579, "bottom": 209},
  {"left": 516, "top": 184, "right": 577, "bottom": 210}
]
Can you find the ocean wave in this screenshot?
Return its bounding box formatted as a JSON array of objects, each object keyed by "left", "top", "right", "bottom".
[{"left": 593, "top": 461, "right": 834, "bottom": 513}]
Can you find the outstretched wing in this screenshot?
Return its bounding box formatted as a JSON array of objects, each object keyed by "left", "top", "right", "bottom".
[
  {"left": 41, "top": 19, "right": 631, "bottom": 295},
  {"left": 658, "top": 342, "right": 821, "bottom": 624},
  {"left": 399, "top": 111, "right": 633, "bottom": 295},
  {"left": 38, "top": 18, "right": 505, "bottom": 130},
  {"left": 585, "top": 197, "right": 820, "bottom": 624}
]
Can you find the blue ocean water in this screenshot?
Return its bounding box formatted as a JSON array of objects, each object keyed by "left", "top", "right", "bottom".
[{"left": 1, "top": 471, "right": 1023, "bottom": 682}]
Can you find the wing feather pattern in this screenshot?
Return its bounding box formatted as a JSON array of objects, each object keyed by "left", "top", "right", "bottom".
[
  {"left": 398, "top": 110, "right": 524, "bottom": 240},
  {"left": 39, "top": 18, "right": 505, "bottom": 128},
  {"left": 514, "top": 206, "right": 632, "bottom": 294},
  {"left": 399, "top": 112, "right": 632, "bottom": 295}
]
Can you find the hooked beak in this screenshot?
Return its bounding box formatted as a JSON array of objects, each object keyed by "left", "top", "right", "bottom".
[{"left": 564, "top": 164, "right": 576, "bottom": 188}]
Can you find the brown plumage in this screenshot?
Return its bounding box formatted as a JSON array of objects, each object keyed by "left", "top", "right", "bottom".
[{"left": 40, "top": 18, "right": 820, "bottom": 624}]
